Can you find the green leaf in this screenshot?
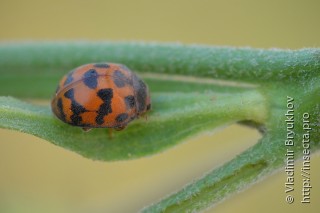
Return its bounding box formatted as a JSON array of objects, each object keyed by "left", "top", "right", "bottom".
[
  {"left": 0, "top": 42, "right": 319, "bottom": 212},
  {"left": 0, "top": 88, "right": 266, "bottom": 161}
]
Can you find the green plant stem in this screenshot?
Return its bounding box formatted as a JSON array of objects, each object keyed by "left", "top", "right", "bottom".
[
  {"left": 143, "top": 83, "right": 320, "bottom": 212},
  {"left": 0, "top": 42, "right": 319, "bottom": 95},
  {"left": 0, "top": 42, "right": 319, "bottom": 212}
]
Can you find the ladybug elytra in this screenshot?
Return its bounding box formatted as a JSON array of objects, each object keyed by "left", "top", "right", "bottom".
[{"left": 51, "top": 63, "right": 151, "bottom": 131}]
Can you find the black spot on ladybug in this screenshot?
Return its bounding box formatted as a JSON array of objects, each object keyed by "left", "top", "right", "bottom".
[
  {"left": 57, "top": 98, "right": 66, "bottom": 121},
  {"left": 113, "top": 70, "right": 127, "bottom": 87},
  {"left": 64, "top": 88, "right": 87, "bottom": 125},
  {"left": 97, "top": 88, "right": 113, "bottom": 103},
  {"left": 94, "top": 63, "right": 110, "bottom": 68},
  {"left": 125, "top": 95, "right": 135, "bottom": 109},
  {"left": 70, "top": 114, "right": 83, "bottom": 125},
  {"left": 96, "top": 88, "right": 113, "bottom": 125},
  {"left": 115, "top": 113, "right": 129, "bottom": 122},
  {"left": 64, "top": 72, "right": 74, "bottom": 86},
  {"left": 83, "top": 69, "right": 98, "bottom": 89},
  {"left": 63, "top": 88, "right": 75, "bottom": 100},
  {"left": 136, "top": 79, "right": 147, "bottom": 113}
]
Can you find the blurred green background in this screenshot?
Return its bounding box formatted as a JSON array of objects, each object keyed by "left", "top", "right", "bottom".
[{"left": 0, "top": 0, "right": 319, "bottom": 212}]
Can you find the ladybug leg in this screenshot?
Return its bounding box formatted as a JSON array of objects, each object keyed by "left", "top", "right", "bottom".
[
  {"left": 114, "top": 125, "right": 127, "bottom": 131},
  {"left": 140, "top": 114, "right": 148, "bottom": 121},
  {"left": 108, "top": 125, "right": 127, "bottom": 139},
  {"left": 108, "top": 128, "right": 113, "bottom": 139},
  {"left": 82, "top": 127, "right": 92, "bottom": 132}
]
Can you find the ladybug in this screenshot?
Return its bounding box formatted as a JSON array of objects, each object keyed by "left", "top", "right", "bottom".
[{"left": 51, "top": 63, "right": 151, "bottom": 131}]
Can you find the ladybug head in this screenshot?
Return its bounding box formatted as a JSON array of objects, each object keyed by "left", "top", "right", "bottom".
[{"left": 135, "top": 77, "right": 151, "bottom": 115}]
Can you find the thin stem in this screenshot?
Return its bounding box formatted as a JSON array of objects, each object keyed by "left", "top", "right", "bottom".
[{"left": 0, "top": 42, "right": 319, "bottom": 87}]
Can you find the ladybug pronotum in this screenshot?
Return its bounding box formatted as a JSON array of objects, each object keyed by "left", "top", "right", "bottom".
[{"left": 51, "top": 63, "right": 151, "bottom": 131}]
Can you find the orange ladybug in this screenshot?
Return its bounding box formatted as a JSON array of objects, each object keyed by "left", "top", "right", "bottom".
[{"left": 51, "top": 63, "right": 151, "bottom": 131}]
